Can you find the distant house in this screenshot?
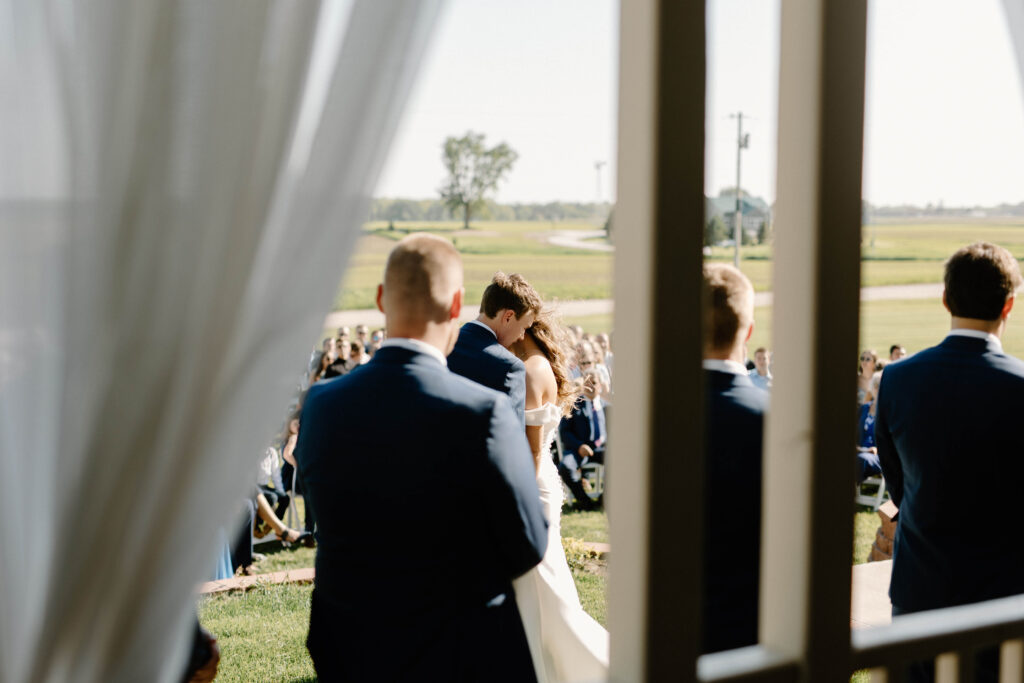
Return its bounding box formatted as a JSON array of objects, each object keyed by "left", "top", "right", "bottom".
[{"left": 706, "top": 193, "right": 771, "bottom": 242}]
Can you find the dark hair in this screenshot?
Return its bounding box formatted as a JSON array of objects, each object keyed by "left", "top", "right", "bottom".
[
  {"left": 944, "top": 242, "right": 1023, "bottom": 320},
  {"left": 350, "top": 340, "right": 364, "bottom": 354},
  {"left": 526, "top": 307, "right": 577, "bottom": 417},
  {"left": 480, "top": 272, "right": 543, "bottom": 319},
  {"left": 889, "top": 344, "right": 903, "bottom": 355}
]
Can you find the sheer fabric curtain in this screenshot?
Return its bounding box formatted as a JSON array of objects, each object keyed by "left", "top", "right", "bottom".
[
  {"left": 0, "top": 1, "right": 443, "bottom": 681},
  {"left": 1005, "top": 0, "right": 1024, "bottom": 88}
]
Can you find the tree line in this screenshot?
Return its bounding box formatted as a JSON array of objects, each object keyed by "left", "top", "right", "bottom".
[{"left": 369, "top": 197, "right": 613, "bottom": 223}]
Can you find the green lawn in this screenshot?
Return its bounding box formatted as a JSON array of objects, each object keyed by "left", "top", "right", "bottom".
[
  {"left": 746, "top": 295, "right": 1024, "bottom": 360},
  {"left": 334, "top": 222, "right": 612, "bottom": 310},
  {"left": 203, "top": 506, "right": 883, "bottom": 681}
]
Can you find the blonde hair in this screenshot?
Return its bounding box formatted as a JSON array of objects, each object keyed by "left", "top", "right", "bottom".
[
  {"left": 703, "top": 263, "right": 754, "bottom": 351},
  {"left": 383, "top": 233, "right": 462, "bottom": 323}
]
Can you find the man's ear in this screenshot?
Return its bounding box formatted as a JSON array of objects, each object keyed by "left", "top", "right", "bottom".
[
  {"left": 942, "top": 290, "right": 950, "bottom": 313},
  {"left": 502, "top": 309, "right": 515, "bottom": 325},
  {"left": 376, "top": 284, "right": 385, "bottom": 313},
  {"left": 744, "top": 321, "right": 754, "bottom": 343},
  {"left": 1002, "top": 294, "right": 1015, "bottom": 319},
  {"left": 449, "top": 287, "right": 464, "bottom": 321}
]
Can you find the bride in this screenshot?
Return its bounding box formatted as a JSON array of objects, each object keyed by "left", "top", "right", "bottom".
[{"left": 511, "top": 308, "right": 609, "bottom": 683}]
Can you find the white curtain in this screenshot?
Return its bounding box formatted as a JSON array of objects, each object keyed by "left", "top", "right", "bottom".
[
  {"left": 1005, "top": 0, "right": 1024, "bottom": 90},
  {"left": 0, "top": 1, "right": 443, "bottom": 681}
]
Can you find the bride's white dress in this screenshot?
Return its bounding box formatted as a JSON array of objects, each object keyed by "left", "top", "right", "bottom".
[{"left": 514, "top": 403, "right": 609, "bottom": 683}]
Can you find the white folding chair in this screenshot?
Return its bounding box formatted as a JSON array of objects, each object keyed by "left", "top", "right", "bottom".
[{"left": 855, "top": 474, "right": 888, "bottom": 510}]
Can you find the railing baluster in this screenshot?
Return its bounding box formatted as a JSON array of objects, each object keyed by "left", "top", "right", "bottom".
[
  {"left": 935, "top": 652, "right": 960, "bottom": 683},
  {"left": 1001, "top": 639, "right": 1024, "bottom": 683},
  {"left": 869, "top": 667, "right": 888, "bottom": 683}
]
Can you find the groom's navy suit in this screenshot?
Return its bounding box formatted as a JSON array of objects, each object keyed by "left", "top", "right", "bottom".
[
  {"left": 448, "top": 321, "right": 527, "bottom": 427},
  {"left": 296, "top": 344, "right": 548, "bottom": 682},
  {"left": 876, "top": 334, "right": 1024, "bottom": 616},
  {"left": 702, "top": 368, "right": 767, "bottom": 655}
]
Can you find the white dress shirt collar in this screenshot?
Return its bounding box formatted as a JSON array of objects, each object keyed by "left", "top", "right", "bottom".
[
  {"left": 380, "top": 337, "right": 448, "bottom": 367},
  {"left": 702, "top": 359, "right": 749, "bottom": 376},
  {"left": 946, "top": 328, "right": 1002, "bottom": 352}
]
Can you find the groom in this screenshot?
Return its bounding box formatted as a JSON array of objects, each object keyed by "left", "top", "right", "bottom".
[
  {"left": 295, "top": 234, "right": 548, "bottom": 682},
  {"left": 447, "top": 272, "right": 543, "bottom": 426}
]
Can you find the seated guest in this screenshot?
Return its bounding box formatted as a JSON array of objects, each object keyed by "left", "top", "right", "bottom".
[
  {"left": 748, "top": 346, "right": 772, "bottom": 391},
  {"left": 558, "top": 366, "right": 606, "bottom": 510},
  {"left": 348, "top": 340, "right": 370, "bottom": 368},
  {"left": 856, "top": 371, "right": 883, "bottom": 483},
  {"left": 308, "top": 348, "right": 332, "bottom": 384},
  {"left": 322, "top": 339, "right": 351, "bottom": 379},
  {"left": 368, "top": 328, "right": 385, "bottom": 356},
  {"left": 701, "top": 263, "right": 767, "bottom": 654},
  {"left": 595, "top": 332, "right": 613, "bottom": 376},
  {"left": 230, "top": 498, "right": 259, "bottom": 575},
  {"left": 856, "top": 348, "right": 878, "bottom": 405},
  {"left": 889, "top": 343, "right": 906, "bottom": 361},
  {"left": 279, "top": 409, "right": 317, "bottom": 537},
  {"left": 354, "top": 323, "right": 370, "bottom": 354},
  {"left": 252, "top": 490, "right": 311, "bottom": 546}
]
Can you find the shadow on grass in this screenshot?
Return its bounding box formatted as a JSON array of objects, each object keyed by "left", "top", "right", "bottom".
[{"left": 288, "top": 678, "right": 317, "bottom": 683}]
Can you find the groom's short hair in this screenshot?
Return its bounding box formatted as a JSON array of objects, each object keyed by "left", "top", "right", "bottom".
[
  {"left": 383, "top": 233, "right": 463, "bottom": 323},
  {"left": 704, "top": 263, "right": 754, "bottom": 352},
  {"left": 944, "top": 242, "right": 1023, "bottom": 321},
  {"left": 480, "top": 272, "right": 542, "bottom": 320}
]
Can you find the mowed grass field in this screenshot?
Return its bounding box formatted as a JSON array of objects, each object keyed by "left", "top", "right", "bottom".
[
  {"left": 332, "top": 218, "right": 1024, "bottom": 352},
  {"left": 335, "top": 220, "right": 611, "bottom": 311},
  {"left": 706, "top": 220, "right": 1024, "bottom": 291}
]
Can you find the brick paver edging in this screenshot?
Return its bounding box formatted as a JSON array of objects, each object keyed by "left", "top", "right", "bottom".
[{"left": 199, "top": 567, "right": 315, "bottom": 595}]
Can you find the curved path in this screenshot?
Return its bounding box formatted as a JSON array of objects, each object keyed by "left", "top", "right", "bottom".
[
  {"left": 324, "top": 282, "right": 945, "bottom": 329},
  {"left": 545, "top": 230, "right": 614, "bottom": 252}
]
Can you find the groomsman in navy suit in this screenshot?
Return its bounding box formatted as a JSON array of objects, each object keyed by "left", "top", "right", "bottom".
[
  {"left": 447, "top": 272, "right": 543, "bottom": 426},
  {"left": 876, "top": 242, "right": 1024, "bottom": 682},
  {"left": 296, "top": 234, "right": 548, "bottom": 682},
  {"left": 701, "top": 263, "right": 768, "bottom": 654}
]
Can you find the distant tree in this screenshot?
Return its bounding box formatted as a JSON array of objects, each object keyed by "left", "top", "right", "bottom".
[
  {"left": 704, "top": 215, "right": 728, "bottom": 246},
  {"left": 741, "top": 225, "right": 756, "bottom": 246},
  {"left": 757, "top": 219, "right": 771, "bottom": 245},
  {"left": 439, "top": 131, "right": 518, "bottom": 229}
]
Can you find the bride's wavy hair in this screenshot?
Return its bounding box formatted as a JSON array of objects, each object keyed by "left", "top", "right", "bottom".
[{"left": 526, "top": 305, "right": 578, "bottom": 417}]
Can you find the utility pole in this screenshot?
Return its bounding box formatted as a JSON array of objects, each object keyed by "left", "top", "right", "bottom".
[
  {"left": 594, "top": 160, "right": 606, "bottom": 204},
  {"left": 729, "top": 112, "right": 750, "bottom": 268}
]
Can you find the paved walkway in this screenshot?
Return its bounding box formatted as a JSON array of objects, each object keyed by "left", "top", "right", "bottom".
[
  {"left": 325, "top": 282, "right": 944, "bottom": 329},
  {"left": 545, "top": 230, "right": 614, "bottom": 252}
]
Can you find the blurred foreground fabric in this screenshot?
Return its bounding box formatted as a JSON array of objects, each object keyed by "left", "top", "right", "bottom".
[{"left": 0, "top": 1, "right": 442, "bottom": 681}]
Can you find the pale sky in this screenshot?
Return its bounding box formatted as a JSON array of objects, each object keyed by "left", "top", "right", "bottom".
[{"left": 376, "top": 0, "right": 1024, "bottom": 208}]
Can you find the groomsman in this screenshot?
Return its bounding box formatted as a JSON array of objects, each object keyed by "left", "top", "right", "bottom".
[
  {"left": 876, "top": 242, "right": 1024, "bottom": 683},
  {"left": 448, "top": 272, "right": 543, "bottom": 425},
  {"left": 296, "top": 234, "right": 547, "bottom": 682},
  {"left": 701, "top": 263, "right": 767, "bottom": 654}
]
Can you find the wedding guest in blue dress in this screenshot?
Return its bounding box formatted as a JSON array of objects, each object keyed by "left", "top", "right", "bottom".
[{"left": 856, "top": 372, "right": 883, "bottom": 482}]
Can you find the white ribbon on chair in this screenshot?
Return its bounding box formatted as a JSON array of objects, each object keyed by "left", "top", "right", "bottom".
[{"left": 0, "top": 1, "right": 443, "bottom": 681}]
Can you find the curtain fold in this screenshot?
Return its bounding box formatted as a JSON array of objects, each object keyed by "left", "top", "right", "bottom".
[
  {"left": 1004, "top": 0, "right": 1024, "bottom": 95},
  {"left": 0, "top": 1, "right": 444, "bottom": 681}
]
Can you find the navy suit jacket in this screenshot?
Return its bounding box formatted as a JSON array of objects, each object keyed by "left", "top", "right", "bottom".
[
  {"left": 447, "top": 322, "right": 527, "bottom": 427},
  {"left": 876, "top": 335, "right": 1024, "bottom": 613},
  {"left": 702, "top": 369, "right": 768, "bottom": 654},
  {"left": 295, "top": 345, "right": 548, "bottom": 682},
  {"left": 559, "top": 399, "right": 606, "bottom": 458}
]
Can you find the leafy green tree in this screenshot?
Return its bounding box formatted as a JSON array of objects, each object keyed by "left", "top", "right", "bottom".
[
  {"left": 704, "top": 215, "right": 728, "bottom": 246},
  {"left": 439, "top": 131, "right": 518, "bottom": 229}
]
